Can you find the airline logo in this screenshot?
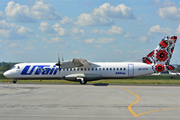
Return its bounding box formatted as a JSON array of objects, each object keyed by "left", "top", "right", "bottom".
[
  {"left": 21, "top": 65, "right": 59, "bottom": 75},
  {"left": 115, "top": 72, "right": 126, "bottom": 75}
]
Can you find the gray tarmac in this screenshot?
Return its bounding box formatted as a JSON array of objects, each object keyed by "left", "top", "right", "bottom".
[{"left": 0, "top": 83, "right": 180, "bottom": 120}]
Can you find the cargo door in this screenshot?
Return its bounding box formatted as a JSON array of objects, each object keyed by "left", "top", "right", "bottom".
[{"left": 128, "top": 64, "right": 134, "bottom": 76}]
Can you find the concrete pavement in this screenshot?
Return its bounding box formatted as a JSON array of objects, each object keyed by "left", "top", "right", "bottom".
[{"left": 0, "top": 83, "right": 179, "bottom": 120}]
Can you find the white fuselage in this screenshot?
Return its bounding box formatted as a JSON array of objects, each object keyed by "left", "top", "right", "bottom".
[{"left": 4, "top": 62, "right": 154, "bottom": 81}]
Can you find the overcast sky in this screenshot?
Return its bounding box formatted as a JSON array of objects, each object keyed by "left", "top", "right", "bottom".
[{"left": 0, "top": 0, "right": 179, "bottom": 64}]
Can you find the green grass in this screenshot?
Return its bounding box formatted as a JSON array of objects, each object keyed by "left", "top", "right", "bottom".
[
  {"left": 89, "top": 79, "right": 180, "bottom": 84},
  {"left": 0, "top": 73, "right": 180, "bottom": 84}
]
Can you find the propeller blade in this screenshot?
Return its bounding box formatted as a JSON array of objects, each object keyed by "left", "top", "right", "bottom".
[{"left": 55, "top": 53, "right": 61, "bottom": 73}]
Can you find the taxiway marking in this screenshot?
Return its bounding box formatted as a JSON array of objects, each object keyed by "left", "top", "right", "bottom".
[{"left": 113, "top": 87, "right": 180, "bottom": 117}]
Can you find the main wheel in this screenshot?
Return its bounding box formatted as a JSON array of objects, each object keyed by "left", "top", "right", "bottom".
[
  {"left": 78, "top": 79, "right": 87, "bottom": 84},
  {"left": 81, "top": 80, "right": 87, "bottom": 84}
]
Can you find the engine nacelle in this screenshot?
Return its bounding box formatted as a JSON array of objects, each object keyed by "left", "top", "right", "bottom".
[
  {"left": 61, "top": 60, "right": 82, "bottom": 69},
  {"left": 61, "top": 58, "right": 91, "bottom": 69}
]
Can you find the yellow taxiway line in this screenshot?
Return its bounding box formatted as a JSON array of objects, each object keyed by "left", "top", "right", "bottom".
[{"left": 113, "top": 86, "right": 180, "bottom": 117}]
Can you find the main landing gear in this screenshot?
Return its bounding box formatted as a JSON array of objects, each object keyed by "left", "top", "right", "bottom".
[
  {"left": 13, "top": 79, "right": 17, "bottom": 83},
  {"left": 77, "top": 78, "right": 87, "bottom": 84}
]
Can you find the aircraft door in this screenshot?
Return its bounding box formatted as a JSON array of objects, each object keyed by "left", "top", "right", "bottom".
[
  {"left": 16, "top": 66, "right": 21, "bottom": 74},
  {"left": 128, "top": 64, "right": 134, "bottom": 76}
]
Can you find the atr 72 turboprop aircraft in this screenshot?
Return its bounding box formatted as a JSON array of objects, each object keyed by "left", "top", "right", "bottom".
[{"left": 4, "top": 36, "right": 178, "bottom": 84}]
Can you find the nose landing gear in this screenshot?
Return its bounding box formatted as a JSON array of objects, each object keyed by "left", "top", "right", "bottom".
[{"left": 13, "top": 79, "right": 17, "bottom": 83}]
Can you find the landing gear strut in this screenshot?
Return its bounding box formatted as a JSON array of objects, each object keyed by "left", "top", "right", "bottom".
[
  {"left": 77, "top": 78, "right": 87, "bottom": 84},
  {"left": 13, "top": 79, "right": 17, "bottom": 83}
]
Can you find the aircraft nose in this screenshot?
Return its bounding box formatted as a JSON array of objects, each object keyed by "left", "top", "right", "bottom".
[
  {"left": 3, "top": 70, "right": 18, "bottom": 79},
  {"left": 3, "top": 71, "right": 8, "bottom": 77},
  {"left": 3, "top": 71, "right": 12, "bottom": 78}
]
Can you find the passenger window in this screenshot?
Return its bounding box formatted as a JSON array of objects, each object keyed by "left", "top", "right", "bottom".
[
  {"left": 117, "top": 68, "right": 119, "bottom": 70},
  {"left": 81, "top": 68, "right": 83, "bottom": 71},
  {"left": 77, "top": 68, "right": 79, "bottom": 71},
  {"left": 110, "top": 68, "right": 112, "bottom": 70},
  {"left": 120, "top": 68, "right": 122, "bottom": 70},
  {"left": 95, "top": 68, "right": 97, "bottom": 71},
  {"left": 88, "top": 68, "right": 90, "bottom": 71},
  {"left": 66, "top": 68, "right": 68, "bottom": 71},
  {"left": 70, "top": 68, "right": 72, "bottom": 71},
  {"left": 74, "top": 68, "right": 76, "bottom": 71},
  {"left": 106, "top": 68, "right": 108, "bottom": 70},
  {"left": 113, "top": 68, "right": 115, "bottom": 70},
  {"left": 84, "top": 68, "right": 86, "bottom": 71},
  {"left": 92, "top": 68, "right": 94, "bottom": 71},
  {"left": 99, "top": 68, "right": 101, "bottom": 71},
  {"left": 124, "top": 68, "right": 126, "bottom": 70},
  {"left": 17, "top": 66, "right": 20, "bottom": 69},
  {"left": 103, "top": 68, "right": 105, "bottom": 71}
]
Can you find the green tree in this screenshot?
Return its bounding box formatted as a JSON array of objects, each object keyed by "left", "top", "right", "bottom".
[
  {"left": 0, "top": 62, "right": 17, "bottom": 71},
  {"left": 0, "top": 67, "right": 3, "bottom": 71}
]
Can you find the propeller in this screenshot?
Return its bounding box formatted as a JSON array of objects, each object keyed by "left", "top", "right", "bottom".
[{"left": 55, "top": 53, "right": 61, "bottom": 72}]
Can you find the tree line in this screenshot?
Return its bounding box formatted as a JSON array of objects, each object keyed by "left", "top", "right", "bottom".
[{"left": 0, "top": 62, "right": 18, "bottom": 71}]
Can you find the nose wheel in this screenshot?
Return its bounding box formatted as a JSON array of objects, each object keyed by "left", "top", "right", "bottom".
[{"left": 13, "top": 79, "right": 17, "bottom": 83}]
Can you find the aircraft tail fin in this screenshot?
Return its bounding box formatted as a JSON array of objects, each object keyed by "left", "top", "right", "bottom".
[{"left": 142, "top": 36, "right": 177, "bottom": 72}]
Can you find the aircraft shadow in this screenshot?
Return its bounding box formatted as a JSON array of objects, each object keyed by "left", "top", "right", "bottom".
[{"left": 92, "top": 83, "right": 109, "bottom": 86}]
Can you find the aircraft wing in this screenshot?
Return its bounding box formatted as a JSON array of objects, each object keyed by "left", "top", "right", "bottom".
[{"left": 61, "top": 58, "right": 91, "bottom": 69}]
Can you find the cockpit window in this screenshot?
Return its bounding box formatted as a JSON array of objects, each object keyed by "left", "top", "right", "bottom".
[
  {"left": 11, "top": 66, "right": 16, "bottom": 69},
  {"left": 11, "top": 65, "right": 20, "bottom": 69}
]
